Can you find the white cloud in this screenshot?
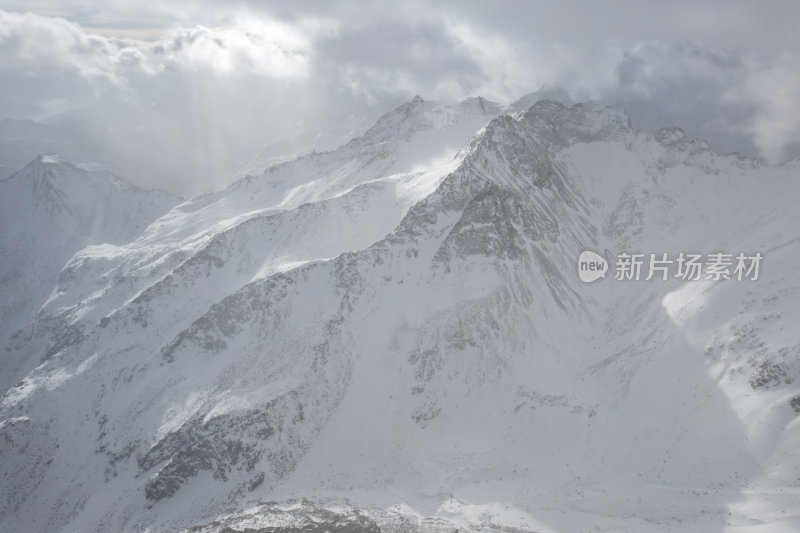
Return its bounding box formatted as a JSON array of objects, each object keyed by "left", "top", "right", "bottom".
[
  {"left": 0, "top": 2, "right": 798, "bottom": 194},
  {"left": 150, "top": 21, "right": 312, "bottom": 78},
  {"left": 0, "top": 11, "right": 121, "bottom": 81},
  {"left": 733, "top": 53, "right": 800, "bottom": 162},
  {"left": 0, "top": 9, "right": 376, "bottom": 193},
  {"left": 0, "top": 10, "right": 314, "bottom": 84}
]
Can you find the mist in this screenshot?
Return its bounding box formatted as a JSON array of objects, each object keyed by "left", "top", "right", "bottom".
[{"left": 1, "top": 1, "right": 799, "bottom": 194}]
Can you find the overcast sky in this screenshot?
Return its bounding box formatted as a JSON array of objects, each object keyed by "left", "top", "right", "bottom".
[{"left": 1, "top": 1, "right": 798, "bottom": 193}]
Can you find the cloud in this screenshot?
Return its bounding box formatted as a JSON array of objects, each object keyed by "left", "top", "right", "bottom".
[
  {"left": 732, "top": 53, "right": 800, "bottom": 162},
  {"left": 598, "top": 42, "right": 800, "bottom": 162},
  {"left": 150, "top": 22, "right": 312, "bottom": 78},
  {"left": 0, "top": 9, "right": 377, "bottom": 193},
  {"left": 0, "top": 2, "right": 798, "bottom": 194}
]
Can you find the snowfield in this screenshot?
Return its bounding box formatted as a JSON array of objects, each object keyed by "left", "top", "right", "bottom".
[{"left": 1, "top": 93, "right": 799, "bottom": 533}]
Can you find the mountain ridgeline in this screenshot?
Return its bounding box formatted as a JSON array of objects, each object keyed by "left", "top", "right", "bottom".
[{"left": 1, "top": 94, "right": 799, "bottom": 532}]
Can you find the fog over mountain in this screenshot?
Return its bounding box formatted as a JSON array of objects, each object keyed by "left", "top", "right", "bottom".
[
  {"left": 1, "top": 3, "right": 799, "bottom": 193},
  {"left": 1, "top": 3, "right": 799, "bottom": 533}
]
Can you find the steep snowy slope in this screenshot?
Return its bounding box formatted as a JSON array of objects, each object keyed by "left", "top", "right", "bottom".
[
  {"left": 206, "top": 95, "right": 502, "bottom": 214},
  {"left": 0, "top": 95, "right": 500, "bottom": 532},
  {"left": 0, "top": 155, "right": 180, "bottom": 392},
  {"left": 10, "top": 95, "right": 501, "bottom": 407},
  {"left": 1, "top": 99, "right": 799, "bottom": 533}
]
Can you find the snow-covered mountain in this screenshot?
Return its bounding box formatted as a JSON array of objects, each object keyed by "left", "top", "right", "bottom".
[
  {"left": 1, "top": 95, "right": 799, "bottom": 533},
  {"left": 0, "top": 156, "right": 180, "bottom": 392}
]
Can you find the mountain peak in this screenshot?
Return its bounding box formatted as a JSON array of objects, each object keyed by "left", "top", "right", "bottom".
[
  {"left": 457, "top": 96, "right": 502, "bottom": 116},
  {"left": 355, "top": 93, "right": 500, "bottom": 149},
  {"left": 516, "top": 99, "right": 631, "bottom": 146},
  {"left": 508, "top": 85, "right": 574, "bottom": 113},
  {"left": 36, "top": 153, "right": 67, "bottom": 165},
  {"left": 10, "top": 154, "right": 111, "bottom": 197},
  {"left": 13, "top": 153, "right": 74, "bottom": 177}
]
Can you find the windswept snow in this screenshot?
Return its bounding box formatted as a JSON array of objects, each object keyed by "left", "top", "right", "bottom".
[{"left": 1, "top": 96, "right": 799, "bottom": 533}]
